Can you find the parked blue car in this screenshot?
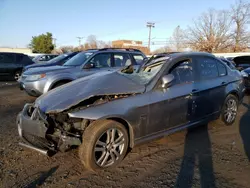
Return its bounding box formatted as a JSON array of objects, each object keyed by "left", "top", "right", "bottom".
[{"left": 23, "top": 52, "right": 79, "bottom": 72}]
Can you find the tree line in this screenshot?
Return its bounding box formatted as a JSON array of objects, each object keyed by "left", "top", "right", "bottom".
[{"left": 161, "top": 0, "right": 250, "bottom": 53}]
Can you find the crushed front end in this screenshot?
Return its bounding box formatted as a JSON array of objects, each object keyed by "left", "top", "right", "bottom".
[{"left": 17, "top": 103, "right": 83, "bottom": 155}]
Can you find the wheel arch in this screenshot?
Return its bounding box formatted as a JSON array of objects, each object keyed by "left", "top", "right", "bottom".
[
  {"left": 106, "top": 117, "right": 135, "bottom": 148},
  {"left": 49, "top": 78, "right": 73, "bottom": 90},
  {"left": 227, "top": 90, "right": 239, "bottom": 100}
]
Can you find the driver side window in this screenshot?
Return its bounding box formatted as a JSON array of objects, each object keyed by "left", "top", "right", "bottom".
[
  {"left": 169, "top": 60, "right": 194, "bottom": 85},
  {"left": 89, "top": 53, "right": 111, "bottom": 68}
]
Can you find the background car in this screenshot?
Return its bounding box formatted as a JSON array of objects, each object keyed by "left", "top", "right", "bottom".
[
  {"left": 232, "top": 56, "right": 250, "bottom": 71},
  {"left": 0, "top": 52, "right": 34, "bottom": 80},
  {"left": 32, "top": 54, "right": 58, "bottom": 64},
  {"left": 22, "top": 52, "right": 79, "bottom": 72},
  {"left": 19, "top": 48, "right": 147, "bottom": 96},
  {"left": 17, "top": 52, "right": 245, "bottom": 171}
]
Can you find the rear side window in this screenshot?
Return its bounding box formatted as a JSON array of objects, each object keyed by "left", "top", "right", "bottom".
[
  {"left": 170, "top": 60, "right": 194, "bottom": 85},
  {"left": 16, "top": 54, "right": 24, "bottom": 63},
  {"left": 197, "top": 57, "right": 218, "bottom": 79},
  {"left": 217, "top": 62, "right": 227, "bottom": 76},
  {"left": 114, "top": 53, "right": 131, "bottom": 67},
  {"left": 0, "top": 54, "right": 15, "bottom": 63},
  {"left": 132, "top": 54, "right": 144, "bottom": 65}
]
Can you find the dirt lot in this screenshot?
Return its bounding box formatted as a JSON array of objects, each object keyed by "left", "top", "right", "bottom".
[{"left": 0, "top": 82, "right": 250, "bottom": 188}]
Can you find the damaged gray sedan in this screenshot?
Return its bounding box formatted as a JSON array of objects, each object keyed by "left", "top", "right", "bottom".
[{"left": 17, "top": 52, "right": 245, "bottom": 170}]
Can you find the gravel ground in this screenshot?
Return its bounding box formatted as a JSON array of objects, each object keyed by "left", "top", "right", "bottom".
[{"left": 0, "top": 83, "right": 250, "bottom": 188}]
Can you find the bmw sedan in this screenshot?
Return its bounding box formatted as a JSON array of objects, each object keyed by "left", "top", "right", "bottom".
[{"left": 17, "top": 52, "right": 245, "bottom": 171}]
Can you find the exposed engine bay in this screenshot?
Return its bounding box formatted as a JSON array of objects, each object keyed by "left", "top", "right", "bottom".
[{"left": 22, "top": 94, "right": 134, "bottom": 154}]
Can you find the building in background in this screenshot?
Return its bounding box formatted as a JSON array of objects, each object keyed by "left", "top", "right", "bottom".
[
  {"left": 112, "top": 40, "right": 150, "bottom": 54},
  {"left": 0, "top": 47, "right": 44, "bottom": 57}
]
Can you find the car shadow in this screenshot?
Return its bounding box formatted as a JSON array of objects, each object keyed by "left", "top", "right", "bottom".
[
  {"left": 175, "top": 124, "right": 216, "bottom": 188},
  {"left": 13, "top": 165, "right": 59, "bottom": 188},
  {"left": 239, "top": 103, "right": 250, "bottom": 161}
]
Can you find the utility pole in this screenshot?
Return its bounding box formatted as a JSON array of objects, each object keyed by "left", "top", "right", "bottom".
[
  {"left": 52, "top": 38, "right": 57, "bottom": 48},
  {"left": 76, "top": 37, "right": 84, "bottom": 46},
  {"left": 146, "top": 22, "right": 155, "bottom": 52}
]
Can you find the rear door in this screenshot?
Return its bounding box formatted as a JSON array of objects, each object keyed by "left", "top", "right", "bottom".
[
  {"left": 0, "top": 53, "right": 16, "bottom": 76},
  {"left": 192, "top": 56, "right": 227, "bottom": 121}
]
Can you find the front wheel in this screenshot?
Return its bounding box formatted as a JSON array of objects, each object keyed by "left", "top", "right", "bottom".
[
  {"left": 14, "top": 70, "right": 21, "bottom": 81},
  {"left": 221, "top": 94, "right": 239, "bottom": 125},
  {"left": 79, "top": 120, "right": 129, "bottom": 171}
]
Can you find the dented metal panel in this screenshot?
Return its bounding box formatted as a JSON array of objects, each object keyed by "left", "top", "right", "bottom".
[{"left": 35, "top": 71, "right": 145, "bottom": 113}]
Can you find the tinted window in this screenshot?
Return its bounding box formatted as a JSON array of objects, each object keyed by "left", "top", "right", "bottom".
[
  {"left": 89, "top": 53, "right": 111, "bottom": 68},
  {"left": 0, "top": 54, "right": 15, "bottom": 63},
  {"left": 217, "top": 62, "right": 227, "bottom": 76},
  {"left": 16, "top": 54, "right": 24, "bottom": 62},
  {"left": 170, "top": 60, "right": 194, "bottom": 85},
  {"left": 114, "top": 53, "right": 131, "bottom": 67},
  {"left": 133, "top": 54, "right": 144, "bottom": 64},
  {"left": 198, "top": 57, "right": 218, "bottom": 79}
]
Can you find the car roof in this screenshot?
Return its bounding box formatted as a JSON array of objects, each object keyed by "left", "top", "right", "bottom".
[
  {"left": 83, "top": 48, "right": 144, "bottom": 54},
  {"left": 0, "top": 52, "right": 25, "bottom": 55},
  {"left": 146, "top": 52, "right": 215, "bottom": 67}
]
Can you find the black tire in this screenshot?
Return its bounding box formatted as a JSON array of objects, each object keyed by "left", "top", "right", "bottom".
[
  {"left": 220, "top": 94, "right": 239, "bottom": 125},
  {"left": 79, "top": 120, "right": 129, "bottom": 171},
  {"left": 14, "top": 70, "right": 22, "bottom": 81}
]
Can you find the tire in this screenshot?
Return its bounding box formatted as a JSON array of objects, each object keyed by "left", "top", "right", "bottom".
[
  {"left": 79, "top": 120, "right": 129, "bottom": 171},
  {"left": 220, "top": 94, "right": 239, "bottom": 125},
  {"left": 14, "top": 70, "right": 22, "bottom": 81}
]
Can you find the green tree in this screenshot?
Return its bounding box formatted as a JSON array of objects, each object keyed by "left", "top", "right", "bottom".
[{"left": 29, "top": 32, "right": 54, "bottom": 53}]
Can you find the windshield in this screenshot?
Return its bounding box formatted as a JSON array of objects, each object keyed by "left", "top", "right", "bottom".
[
  {"left": 119, "top": 61, "right": 164, "bottom": 85},
  {"left": 63, "top": 52, "right": 93, "bottom": 66},
  {"left": 46, "top": 54, "right": 68, "bottom": 64}
]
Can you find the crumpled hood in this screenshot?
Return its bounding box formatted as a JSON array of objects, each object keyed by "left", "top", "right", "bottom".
[{"left": 35, "top": 71, "right": 145, "bottom": 113}]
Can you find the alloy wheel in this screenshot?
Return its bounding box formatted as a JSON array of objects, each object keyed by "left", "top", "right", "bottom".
[
  {"left": 224, "top": 98, "right": 237, "bottom": 123},
  {"left": 94, "top": 128, "right": 125, "bottom": 167}
]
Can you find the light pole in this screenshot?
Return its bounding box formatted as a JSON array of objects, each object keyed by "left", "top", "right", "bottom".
[{"left": 146, "top": 22, "right": 155, "bottom": 52}]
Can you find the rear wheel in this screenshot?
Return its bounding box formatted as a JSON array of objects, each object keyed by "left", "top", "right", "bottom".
[
  {"left": 220, "top": 94, "right": 238, "bottom": 125},
  {"left": 79, "top": 120, "right": 129, "bottom": 171}
]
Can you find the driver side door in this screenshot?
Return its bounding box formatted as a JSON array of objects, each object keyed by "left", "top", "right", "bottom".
[{"left": 147, "top": 59, "right": 196, "bottom": 136}]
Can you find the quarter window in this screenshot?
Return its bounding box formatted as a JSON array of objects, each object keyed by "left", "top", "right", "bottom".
[
  {"left": 170, "top": 60, "right": 194, "bottom": 85},
  {"left": 198, "top": 57, "right": 218, "bottom": 79},
  {"left": 114, "top": 53, "right": 131, "bottom": 67},
  {"left": 217, "top": 62, "right": 227, "bottom": 76}
]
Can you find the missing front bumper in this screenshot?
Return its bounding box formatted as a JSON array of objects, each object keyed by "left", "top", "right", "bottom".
[{"left": 17, "top": 104, "right": 56, "bottom": 153}]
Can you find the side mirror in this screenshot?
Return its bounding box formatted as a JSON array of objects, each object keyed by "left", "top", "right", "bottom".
[
  {"left": 161, "top": 74, "right": 174, "bottom": 88},
  {"left": 143, "top": 57, "right": 148, "bottom": 61},
  {"left": 83, "top": 63, "right": 95, "bottom": 69}
]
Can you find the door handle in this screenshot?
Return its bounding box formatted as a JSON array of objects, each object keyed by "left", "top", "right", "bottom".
[
  {"left": 192, "top": 89, "right": 199, "bottom": 93},
  {"left": 190, "top": 89, "right": 199, "bottom": 96},
  {"left": 221, "top": 81, "right": 227, "bottom": 85}
]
